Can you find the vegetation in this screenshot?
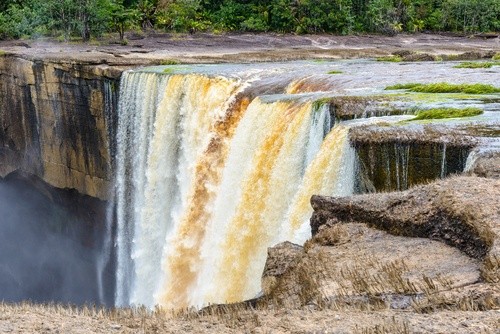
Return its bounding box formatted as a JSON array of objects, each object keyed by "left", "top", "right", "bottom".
[
  {"left": 376, "top": 55, "right": 403, "bottom": 62},
  {"left": 412, "top": 107, "right": 483, "bottom": 120},
  {"left": 386, "top": 83, "right": 500, "bottom": 94},
  {"left": 327, "top": 70, "right": 343, "bottom": 74},
  {"left": 159, "top": 59, "right": 180, "bottom": 65},
  {"left": 163, "top": 67, "right": 181, "bottom": 74},
  {"left": 454, "top": 62, "right": 500, "bottom": 69},
  {"left": 1, "top": 0, "right": 500, "bottom": 40}
]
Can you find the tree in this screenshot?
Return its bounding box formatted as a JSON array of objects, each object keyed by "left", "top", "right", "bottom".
[{"left": 109, "top": 1, "right": 138, "bottom": 40}]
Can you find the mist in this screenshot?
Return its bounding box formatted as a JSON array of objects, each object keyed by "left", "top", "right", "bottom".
[{"left": 0, "top": 172, "right": 113, "bottom": 305}]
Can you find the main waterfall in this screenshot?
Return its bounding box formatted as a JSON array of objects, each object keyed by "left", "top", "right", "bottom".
[{"left": 115, "top": 66, "right": 357, "bottom": 308}]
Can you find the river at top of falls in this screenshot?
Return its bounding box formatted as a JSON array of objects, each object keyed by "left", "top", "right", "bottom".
[{"left": 114, "top": 60, "right": 500, "bottom": 309}]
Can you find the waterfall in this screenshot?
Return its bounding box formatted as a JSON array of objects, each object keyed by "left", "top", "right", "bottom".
[
  {"left": 115, "top": 70, "right": 356, "bottom": 309},
  {"left": 355, "top": 142, "right": 470, "bottom": 193}
]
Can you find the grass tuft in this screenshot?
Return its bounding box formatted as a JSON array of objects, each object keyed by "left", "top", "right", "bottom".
[
  {"left": 385, "top": 83, "right": 421, "bottom": 90},
  {"left": 492, "top": 52, "right": 500, "bottom": 61},
  {"left": 160, "top": 59, "right": 180, "bottom": 65},
  {"left": 412, "top": 107, "right": 483, "bottom": 120},
  {"left": 453, "top": 61, "right": 500, "bottom": 69},
  {"left": 385, "top": 82, "right": 500, "bottom": 94},
  {"left": 327, "top": 70, "right": 343, "bottom": 74},
  {"left": 376, "top": 55, "right": 403, "bottom": 62}
]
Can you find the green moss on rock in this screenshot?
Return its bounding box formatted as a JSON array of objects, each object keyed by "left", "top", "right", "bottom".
[
  {"left": 385, "top": 83, "right": 500, "bottom": 94},
  {"left": 412, "top": 107, "right": 483, "bottom": 120},
  {"left": 454, "top": 62, "right": 500, "bottom": 69},
  {"left": 376, "top": 55, "right": 403, "bottom": 62},
  {"left": 159, "top": 59, "right": 180, "bottom": 65}
]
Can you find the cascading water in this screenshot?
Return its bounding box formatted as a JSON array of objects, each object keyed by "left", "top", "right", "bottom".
[
  {"left": 115, "top": 58, "right": 489, "bottom": 309},
  {"left": 114, "top": 67, "right": 358, "bottom": 309}
]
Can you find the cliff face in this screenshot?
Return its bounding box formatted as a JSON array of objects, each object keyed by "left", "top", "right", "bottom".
[
  {"left": 259, "top": 176, "right": 499, "bottom": 316},
  {"left": 0, "top": 55, "right": 120, "bottom": 200}
]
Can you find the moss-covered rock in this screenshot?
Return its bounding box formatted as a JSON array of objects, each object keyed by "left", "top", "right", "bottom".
[
  {"left": 412, "top": 107, "right": 483, "bottom": 120},
  {"left": 385, "top": 82, "right": 500, "bottom": 94}
]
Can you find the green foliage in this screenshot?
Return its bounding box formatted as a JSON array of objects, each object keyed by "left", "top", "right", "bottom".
[
  {"left": 1, "top": 0, "right": 500, "bottom": 39},
  {"left": 492, "top": 53, "right": 500, "bottom": 61},
  {"left": 327, "top": 70, "right": 343, "bottom": 74},
  {"left": 109, "top": 2, "right": 139, "bottom": 40},
  {"left": 385, "top": 83, "right": 423, "bottom": 90},
  {"left": 441, "top": 0, "right": 500, "bottom": 33},
  {"left": 157, "top": 0, "right": 210, "bottom": 32},
  {"left": 0, "top": 0, "right": 46, "bottom": 39},
  {"left": 159, "top": 59, "right": 180, "bottom": 65},
  {"left": 454, "top": 62, "right": 500, "bottom": 69},
  {"left": 386, "top": 83, "right": 500, "bottom": 94},
  {"left": 412, "top": 107, "right": 483, "bottom": 120}
]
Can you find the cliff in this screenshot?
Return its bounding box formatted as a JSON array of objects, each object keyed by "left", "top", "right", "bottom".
[
  {"left": 259, "top": 176, "right": 499, "bottom": 320},
  {"left": 0, "top": 55, "right": 122, "bottom": 199}
]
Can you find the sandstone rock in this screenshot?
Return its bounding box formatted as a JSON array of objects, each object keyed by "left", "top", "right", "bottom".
[
  {"left": 261, "top": 242, "right": 303, "bottom": 296},
  {"left": 262, "top": 223, "right": 483, "bottom": 310},
  {"left": 311, "top": 176, "right": 500, "bottom": 282},
  {"left": 402, "top": 53, "right": 438, "bottom": 61},
  {"left": 259, "top": 176, "right": 499, "bottom": 315},
  {"left": 466, "top": 149, "right": 500, "bottom": 179},
  {"left": 0, "top": 56, "right": 120, "bottom": 199}
]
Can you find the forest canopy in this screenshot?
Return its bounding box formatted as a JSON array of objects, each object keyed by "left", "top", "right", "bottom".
[{"left": 0, "top": 0, "right": 499, "bottom": 41}]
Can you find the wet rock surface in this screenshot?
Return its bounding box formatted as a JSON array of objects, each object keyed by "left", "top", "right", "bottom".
[
  {"left": 1, "top": 33, "right": 499, "bottom": 64},
  {"left": 0, "top": 56, "right": 118, "bottom": 199}
]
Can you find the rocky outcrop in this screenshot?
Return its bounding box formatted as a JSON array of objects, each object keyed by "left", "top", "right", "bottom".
[
  {"left": 354, "top": 141, "right": 470, "bottom": 192},
  {"left": 259, "top": 176, "right": 499, "bottom": 315},
  {"left": 0, "top": 55, "right": 121, "bottom": 199},
  {"left": 465, "top": 149, "right": 500, "bottom": 179},
  {"left": 311, "top": 176, "right": 499, "bottom": 280}
]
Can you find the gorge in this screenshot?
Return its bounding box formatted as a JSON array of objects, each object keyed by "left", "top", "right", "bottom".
[{"left": 0, "top": 35, "right": 499, "bottom": 332}]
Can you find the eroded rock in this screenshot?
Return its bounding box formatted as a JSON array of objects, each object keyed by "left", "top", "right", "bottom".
[
  {"left": 0, "top": 56, "right": 120, "bottom": 199},
  {"left": 260, "top": 176, "right": 499, "bottom": 315},
  {"left": 311, "top": 176, "right": 500, "bottom": 282}
]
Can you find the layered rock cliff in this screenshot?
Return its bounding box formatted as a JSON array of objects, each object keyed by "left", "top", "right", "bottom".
[
  {"left": 0, "top": 55, "right": 122, "bottom": 199},
  {"left": 260, "top": 176, "right": 499, "bottom": 316}
]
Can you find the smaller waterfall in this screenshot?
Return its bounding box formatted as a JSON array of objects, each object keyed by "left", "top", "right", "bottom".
[
  {"left": 440, "top": 143, "right": 447, "bottom": 179},
  {"left": 96, "top": 79, "right": 117, "bottom": 306},
  {"left": 354, "top": 142, "right": 471, "bottom": 193},
  {"left": 464, "top": 148, "right": 481, "bottom": 172},
  {"left": 305, "top": 103, "right": 332, "bottom": 166}
]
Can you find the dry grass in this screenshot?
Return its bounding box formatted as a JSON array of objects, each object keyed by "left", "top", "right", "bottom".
[{"left": 354, "top": 318, "right": 410, "bottom": 334}]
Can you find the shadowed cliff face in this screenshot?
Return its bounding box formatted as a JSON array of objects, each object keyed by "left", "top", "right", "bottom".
[
  {"left": 0, "top": 171, "right": 114, "bottom": 305},
  {"left": 0, "top": 56, "right": 119, "bottom": 200},
  {"left": 354, "top": 142, "right": 471, "bottom": 193}
]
